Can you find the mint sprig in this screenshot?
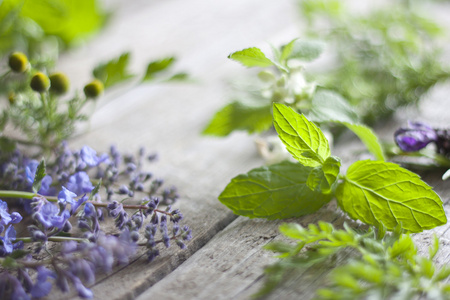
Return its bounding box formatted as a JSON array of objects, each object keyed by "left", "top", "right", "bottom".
[
  {"left": 257, "top": 221, "right": 450, "bottom": 299},
  {"left": 219, "top": 103, "right": 446, "bottom": 233}
]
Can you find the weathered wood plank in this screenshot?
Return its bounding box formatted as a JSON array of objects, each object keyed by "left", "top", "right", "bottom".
[
  {"left": 41, "top": 0, "right": 450, "bottom": 298},
  {"left": 45, "top": 0, "right": 301, "bottom": 298}
]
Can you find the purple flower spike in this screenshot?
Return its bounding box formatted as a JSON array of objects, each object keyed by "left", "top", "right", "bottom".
[
  {"left": 35, "top": 203, "right": 70, "bottom": 230},
  {"left": 0, "top": 226, "right": 17, "bottom": 256},
  {"left": 0, "top": 200, "right": 12, "bottom": 226},
  {"left": 66, "top": 172, "right": 94, "bottom": 196},
  {"left": 0, "top": 200, "right": 22, "bottom": 227},
  {"left": 80, "top": 146, "right": 109, "bottom": 167},
  {"left": 30, "top": 266, "right": 55, "bottom": 298},
  {"left": 394, "top": 121, "right": 438, "bottom": 152}
]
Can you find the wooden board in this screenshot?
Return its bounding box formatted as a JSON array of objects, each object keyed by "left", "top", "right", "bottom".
[{"left": 40, "top": 0, "right": 450, "bottom": 298}]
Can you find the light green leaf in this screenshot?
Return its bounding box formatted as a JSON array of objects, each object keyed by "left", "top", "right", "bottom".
[
  {"left": 202, "top": 102, "right": 272, "bottom": 136},
  {"left": 307, "top": 156, "right": 341, "bottom": 193},
  {"left": 281, "top": 39, "right": 325, "bottom": 62},
  {"left": 143, "top": 57, "right": 175, "bottom": 81},
  {"left": 18, "top": 0, "right": 107, "bottom": 45},
  {"left": 338, "top": 122, "right": 385, "bottom": 161},
  {"left": 273, "top": 103, "right": 330, "bottom": 167},
  {"left": 336, "top": 160, "right": 446, "bottom": 233},
  {"left": 93, "top": 52, "right": 134, "bottom": 88},
  {"left": 308, "top": 90, "right": 359, "bottom": 124},
  {"left": 218, "top": 161, "right": 333, "bottom": 219},
  {"left": 442, "top": 169, "right": 450, "bottom": 180},
  {"left": 228, "top": 47, "right": 274, "bottom": 68}
]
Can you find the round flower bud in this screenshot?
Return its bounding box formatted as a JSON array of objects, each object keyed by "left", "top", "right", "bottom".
[
  {"left": 8, "top": 52, "right": 28, "bottom": 73},
  {"left": 30, "top": 72, "right": 50, "bottom": 92},
  {"left": 8, "top": 92, "right": 16, "bottom": 105},
  {"left": 49, "top": 72, "right": 70, "bottom": 95},
  {"left": 83, "top": 79, "right": 104, "bottom": 99}
]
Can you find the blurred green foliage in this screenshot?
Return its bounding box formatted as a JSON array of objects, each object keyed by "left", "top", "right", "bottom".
[
  {"left": 298, "top": 0, "right": 450, "bottom": 124},
  {"left": 0, "top": 0, "right": 107, "bottom": 66}
]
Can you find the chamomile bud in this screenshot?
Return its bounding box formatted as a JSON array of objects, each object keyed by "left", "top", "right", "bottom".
[
  {"left": 8, "top": 52, "right": 28, "bottom": 73},
  {"left": 30, "top": 72, "right": 50, "bottom": 92},
  {"left": 49, "top": 72, "right": 70, "bottom": 95},
  {"left": 83, "top": 79, "right": 104, "bottom": 99},
  {"left": 8, "top": 92, "right": 16, "bottom": 105}
]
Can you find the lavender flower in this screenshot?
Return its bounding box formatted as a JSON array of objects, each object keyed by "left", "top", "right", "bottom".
[
  {"left": 66, "top": 172, "right": 94, "bottom": 196},
  {"left": 0, "top": 199, "right": 22, "bottom": 226},
  {"left": 80, "top": 146, "right": 108, "bottom": 167},
  {"left": 394, "top": 121, "right": 438, "bottom": 152},
  {"left": 29, "top": 266, "right": 55, "bottom": 298},
  {"left": 0, "top": 225, "right": 23, "bottom": 256},
  {"left": 33, "top": 202, "right": 70, "bottom": 230}
]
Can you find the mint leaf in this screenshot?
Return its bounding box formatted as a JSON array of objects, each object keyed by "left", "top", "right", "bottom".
[
  {"left": 273, "top": 103, "right": 330, "bottom": 167},
  {"left": 306, "top": 156, "right": 341, "bottom": 193},
  {"left": 93, "top": 52, "right": 134, "bottom": 88},
  {"left": 218, "top": 161, "right": 333, "bottom": 219},
  {"left": 339, "top": 122, "right": 385, "bottom": 161},
  {"left": 202, "top": 102, "right": 272, "bottom": 136},
  {"left": 336, "top": 160, "right": 446, "bottom": 232},
  {"left": 228, "top": 47, "right": 274, "bottom": 68},
  {"left": 143, "top": 57, "right": 175, "bottom": 81},
  {"left": 281, "top": 39, "right": 325, "bottom": 62},
  {"left": 32, "top": 159, "right": 46, "bottom": 193},
  {"left": 308, "top": 90, "right": 359, "bottom": 124}
]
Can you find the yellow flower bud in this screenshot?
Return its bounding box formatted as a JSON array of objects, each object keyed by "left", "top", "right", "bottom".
[
  {"left": 83, "top": 79, "right": 104, "bottom": 99},
  {"left": 8, "top": 52, "right": 29, "bottom": 73},
  {"left": 49, "top": 72, "right": 70, "bottom": 95},
  {"left": 30, "top": 72, "right": 50, "bottom": 93},
  {"left": 8, "top": 92, "right": 16, "bottom": 105}
]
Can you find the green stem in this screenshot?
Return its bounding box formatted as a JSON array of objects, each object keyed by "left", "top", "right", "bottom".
[
  {"left": 16, "top": 236, "right": 89, "bottom": 243},
  {"left": 0, "top": 190, "right": 36, "bottom": 199}
]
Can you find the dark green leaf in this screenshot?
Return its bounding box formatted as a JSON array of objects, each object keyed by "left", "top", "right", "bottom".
[
  {"left": 202, "top": 102, "right": 272, "bottom": 136},
  {"left": 1, "top": 256, "right": 18, "bottom": 268},
  {"left": 308, "top": 90, "right": 359, "bottom": 124},
  {"left": 142, "top": 57, "right": 175, "bottom": 81},
  {"left": 228, "top": 47, "right": 274, "bottom": 68},
  {"left": 306, "top": 156, "right": 341, "bottom": 193},
  {"left": 32, "top": 159, "right": 46, "bottom": 193},
  {"left": 0, "top": 137, "right": 16, "bottom": 153},
  {"left": 9, "top": 249, "right": 30, "bottom": 259},
  {"left": 218, "top": 161, "right": 333, "bottom": 219},
  {"left": 336, "top": 160, "right": 446, "bottom": 232},
  {"left": 93, "top": 52, "right": 134, "bottom": 88},
  {"left": 273, "top": 103, "right": 330, "bottom": 167}
]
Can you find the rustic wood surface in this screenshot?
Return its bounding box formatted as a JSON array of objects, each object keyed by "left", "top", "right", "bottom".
[{"left": 45, "top": 0, "right": 450, "bottom": 299}]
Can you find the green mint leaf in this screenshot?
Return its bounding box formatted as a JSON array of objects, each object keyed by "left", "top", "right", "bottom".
[
  {"left": 143, "top": 57, "right": 175, "bottom": 81},
  {"left": 218, "top": 161, "right": 333, "bottom": 219},
  {"left": 308, "top": 90, "right": 359, "bottom": 124},
  {"left": 273, "top": 103, "right": 330, "bottom": 167},
  {"left": 306, "top": 156, "right": 341, "bottom": 193},
  {"left": 338, "top": 122, "right": 385, "bottom": 161},
  {"left": 32, "top": 159, "right": 46, "bottom": 193},
  {"left": 336, "top": 160, "right": 446, "bottom": 232},
  {"left": 202, "top": 102, "right": 272, "bottom": 136},
  {"left": 228, "top": 47, "right": 274, "bottom": 68},
  {"left": 93, "top": 52, "right": 135, "bottom": 88},
  {"left": 280, "top": 39, "right": 325, "bottom": 62}
]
